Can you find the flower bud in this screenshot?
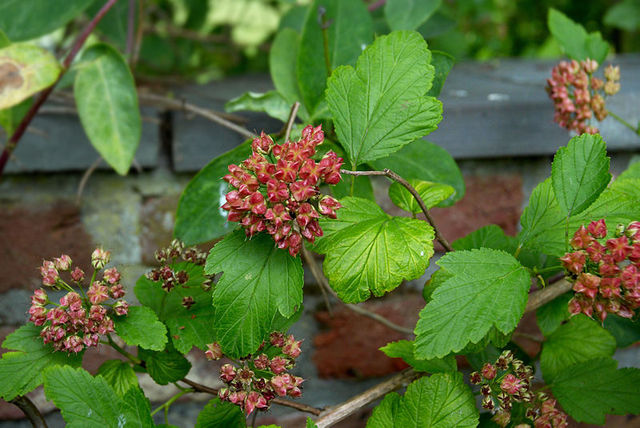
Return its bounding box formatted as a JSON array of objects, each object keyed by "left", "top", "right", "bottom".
[
  {"left": 205, "top": 342, "right": 223, "bottom": 360},
  {"left": 91, "top": 248, "right": 111, "bottom": 269},
  {"left": 53, "top": 254, "right": 72, "bottom": 271}
]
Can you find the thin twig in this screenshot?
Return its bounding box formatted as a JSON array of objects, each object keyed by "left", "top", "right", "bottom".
[
  {"left": 524, "top": 278, "right": 572, "bottom": 313},
  {"left": 283, "top": 102, "right": 301, "bottom": 142},
  {"left": 126, "top": 0, "right": 136, "bottom": 59},
  {"left": 179, "top": 378, "right": 323, "bottom": 416},
  {"left": 10, "top": 395, "right": 48, "bottom": 428},
  {"left": 0, "top": 0, "right": 119, "bottom": 178},
  {"left": 314, "top": 368, "right": 420, "bottom": 428},
  {"left": 302, "top": 247, "right": 333, "bottom": 315},
  {"left": 76, "top": 157, "right": 103, "bottom": 203},
  {"left": 137, "top": 92, "right": 256, "bottom": 140},
  {"left": 340, "top": 169, "right": 454, "bottom": 252},
  {"left": 132, "top": 0, "right": 144, "bottom": 66},
  {"left": 302, "top": 246, "right": 415, "bottom": 335}
]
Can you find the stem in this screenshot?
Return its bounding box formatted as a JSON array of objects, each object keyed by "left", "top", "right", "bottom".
[
  {"left": 302, "top": 246, "right": 333, "bottom": 315},
  {"left": 150, "top": 388, "right": 193, "bottom": 416},
  {"left": 314, "top": 368, "right": 420, "bottom": 427},
  {"left": 137, "top": 92, "right": 256, "bottom": 140},
  {"left": 608, "top": 110, "right": 640, "bottom": 134},
  {"left": 341, "top": 169, "right": 454, "bottom": 252},
  {"left": 132, "top": 0, "right": 144, "bottom": 66},
  {"left": 0, "top": 0, "right": 119, "bottom": 177},
  {"left": 10, "top": 396, "right": 48, "bottom": 428},
  {"left": 367, "top": 0, "right": 386, "bottom": 11},
  {"left": 284, "top": 102, "right": 300, "bottom": 142},
  {"left": 179, "top": 378, "right": 323, "bottom": 416},
  {"left": 106, "top": 335, "right": 143, "bottom": 365},
  {"left": 318, "top": 7, "right": 332, "bottom": 77},
  {"left": 524, "top": 278, "right": 572, "bottom": 313},
  {"left": 512, "top": 331, "right": 543, "bottom": 343},
  {"left": 301, "top": 247, "right": 413, "bottom": 335},
  {"left": 126, "top": 0, "right": 136, "bottom": 59}
]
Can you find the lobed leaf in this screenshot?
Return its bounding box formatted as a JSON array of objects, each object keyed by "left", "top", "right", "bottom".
[
  {"left": 385, "top": 0, "right": 442, "bottom": 31},
  {"left": 138, "top": 345, "right": 191, "bottom": 386},
  {"left": 551, "top": 134, "right": 611, "bottom": 216},
  {"left": 548, "top": 8, "right": 609, "bottom": 63},
  {"left": 97, "top": 360, "right": 139, "bottom": 397},
  {"left": 379, "top": 340, "right": 455, "bottom": 373},
  {"left": 225, "top": 91, "right": 292, "bottom": 122},
  {"left": 541, "top": 314, "right": 616, "bottom": 383},
  {"left": 388, "top": 179, "right": 454, "bottom": 214},
  {"left": 314, "top": 197, "right": 434, "bottom": 303},
  {"left": 326, "top": 31, "right": 442, "bottom": 166},
  {"left": 414, "top": 248, "right": 530, "bottom": 359},
  {"left": 113, "top": 305, "right": 168, "bottom": 351},
  {"left": 195, "top": 398, "right": 245, "bottom": 428},
  {"left": 205, "top": 230, "right": 304, "bottom": 358}
]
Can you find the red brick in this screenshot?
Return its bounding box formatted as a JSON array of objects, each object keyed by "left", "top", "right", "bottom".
[
  {"left": 0, "top": 202, "right": 94, "bottom": 293},
  {"left": 430, "top": 174, "right": 523, "bottom": 249},
  {"left": 312, "top": 294, "right": 423, "bottom": 379}
]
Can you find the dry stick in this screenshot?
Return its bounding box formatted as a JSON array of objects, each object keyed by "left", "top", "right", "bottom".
[
  {"left": 340, "top": 169, "right": 454, "bottom": 252},
  {"left": 137, "top": 92, "right": 257, "bottom": 140},
  {"left": 283, "top": 102, "right": 301, "bottom": 142},
  {"left": 179, "top": 378, "right": 322, "bottom": 416},
  {"left": 10, "top": 395, "right": 48, "bottom": 428},
  {"left": 302, "top": 247, "right": 414, "bottom": 335},
  {"left": 76, "top": 157, "right": 103, "bottom": 203},
  {"left": 0, "top": 0, "right": 119, "bottom": 177},
  {"left": 315, "top": 368, "right": 420, "bottom": 428},
  {"left": 311, "top": 278, "right": 573, "bottom": 427},
  {"left": 126, "top": 0, "right": 137, "bottom": 58},
  {"left": 132, "top": 0, "right": 145, "bottom": 66},
  {"left": 302, "top": 246, "right": 333, "bottom": 315}
]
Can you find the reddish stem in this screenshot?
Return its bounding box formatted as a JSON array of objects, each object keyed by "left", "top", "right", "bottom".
[
  {"left": 0, "top": 0, "right": 119, "bottom": 177},
  {"left": 368, "top": 0, "right": 386, "bottom": 11}
]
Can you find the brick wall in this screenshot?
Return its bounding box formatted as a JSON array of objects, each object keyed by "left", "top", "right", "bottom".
[{"left": 1, "top": 56, "right": 639, "bottom": 427}]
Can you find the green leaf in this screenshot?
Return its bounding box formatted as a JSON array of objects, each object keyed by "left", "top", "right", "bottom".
[
  {"left": 370, "top": 139, "right": 464, "bottom": 207},
  {"left": 604, "top": 0, "right": 640, "bottom": 31},
  {"left": 548, "top": 8, "right": 609, "bottom": 63},
  {"left": 113, "top": 305, "right": 168, "bottom": 351},
  {"left": 74, "top": 43, "right": 141, "bottom": 175},
  {"left": 368, "top": 373, "right": 478, "bottom": 428},
  {"left": 97, "top": 360, "right": 139, "bottom": 397},
  {"left": 122, "top": 387, "right": 154, "bottom": 428},
  {"left": 426, "top": 50, "right": 454, "bottom": 98},
  {"left": 536, "top": 292, "right": 572, "bottom": 336},
  {"left": 135, "top": 262, "right": 216, "bottom": 353},
  {"left": 552, "top": 358, "right": 640, "bottom": 424},
  {"left": 297, "top": 0, "right": 373, "bottom": 113},
  {"left": 0, "top": 0, "right": 93, "bottom": 41},
  {"left": 0, "top": 43, "right": 61, "bottom": 109},
  {"left": 269, "top": 28, "right": 309, "bottom": 121},
  {"left": 225, "top": 91, "right": 292, "bottom": 122},
  {"left": 414, "top": 248, "right": 530, "bottom": 359},
  {"left": 205, "top": 230, "right": 304, "bottom": 357},
  {"left": 87, "top": 0, "right": 131, "bottom": 50},
  {"left": 44, "top": 366, "right": 153, "bottom": 427},
  {"left": 0, "top": 323, "right": 82, "bottom": 400},
  {"left": 379, "top": 340, "right": 455, "bottom": 373},
  {"left": 330, "top": 174, "right": 375, "bottom": 201},
  {"left": 314, "top": 197, "right": 434, "bottom": 303},
  {"left": 604, "top": 314, "right": 640, "bottom": 348},
  {"left": 195, "top": 398, "right": 246, "bottom": 428},
  {"left": 327, "top": 31, "right": 442, "bottom": 166},
  {"left": 385, "top": 0, "right": 442, "bottom": 31},
  {"left": 519, "top": 178, "right": 640, "bottom": 257},
  {"left": 551, "top": 134, "right": 611, "bottom": 216},
  {"left": 388, "top": 179, "right": 454, "bottom": 214},
  {"left": 541, "top": 314, "right": 616, "bottom": 383},
  {"left": 367, "top": 392, "right": 402, "bottom": 427},
  {"left": 175, "top": 143, "right": 252, "bottom": 245},
  {"left": 306, "top": 417, "right": 319, "bottom": 428},
  {"left": 138, "top": 345, "right": 191, "bottom": 385},
  {"left": 0, "top": 97, "right": 32, "bottom": 136},
  {"left": 452, "top": 225, "right": 512, "bottom": 252}
]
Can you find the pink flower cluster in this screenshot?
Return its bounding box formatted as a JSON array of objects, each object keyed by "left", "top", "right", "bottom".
[
  {"left": 146, "top": 239, "right": 208, "bottom": 293},
  {"left": 29, "top": 251, "right": 129, "bottom": 354},
  {"left": 470, "top": 350, "right": 567, "bottom": 428},
  {"left": 546, "top": 59, "right": 621, "bottom": 134},
  {"left": 222, "top": 125, "right": 343, "bottom": 257},
  {"left": 560, "top": 219, "right": 640, "bottom": 322},
  {"left": 213, "top": 332, "right": 304, "bottom": 415}
]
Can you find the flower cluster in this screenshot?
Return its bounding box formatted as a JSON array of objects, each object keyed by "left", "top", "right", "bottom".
[
  {"left": 560, "top": 219, "right": 640, "bottom": 322},
  {"left": 470, "top": 350, "right": 568, "bottom": 428},
  {"left": 546, "top": 59, "right": 621, "bottom": 134},
  {"left": 222, "top": 125, "right": 343, "bottom": 257},
  {"left": 206, "top": 332, "right": 304, "bottom": 415},
  {"left": 145, "top": 239, "right": 208, "bottom": 294},
  {"left": 29, "top": 249, "right": 129, "bottom": 354}
]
